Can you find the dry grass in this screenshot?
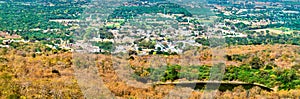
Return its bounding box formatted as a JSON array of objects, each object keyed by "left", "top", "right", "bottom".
[{"left": 0, "top": 44, "right": 299, "bottom": 98}]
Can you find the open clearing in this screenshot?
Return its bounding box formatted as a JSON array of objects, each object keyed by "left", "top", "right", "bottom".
[{"left": 251, "top": 28, "right": 299, "bottom": 35}]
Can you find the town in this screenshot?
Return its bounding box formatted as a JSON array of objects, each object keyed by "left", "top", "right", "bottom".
[
  {"left": 1, "top": 0, "right": 299, "bottom": 55},
  {"left": 71, "top": 0, "right": 300, "bottom": 55}
]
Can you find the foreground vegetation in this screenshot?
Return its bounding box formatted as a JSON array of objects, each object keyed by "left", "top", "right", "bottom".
[
  {"left": 0, "top": 43, "right": 299, "bottom": 98},
  {"left": 134, "top": 63, "right": 300, "bottom": 90}
]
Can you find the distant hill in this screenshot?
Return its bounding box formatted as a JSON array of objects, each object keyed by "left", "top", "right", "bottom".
[
  {"left": 2, "top": 0, "right": 91, "bottom": 4},
  {"left": 139, "top": 0, "right": 166, "bottom": 2}
]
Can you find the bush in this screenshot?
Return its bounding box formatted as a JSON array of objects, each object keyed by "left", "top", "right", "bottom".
[
  {"left": 249, "top": 57, "right": 264, "bottom": 69},
  {"left": 163, "top": 65, "right": 181, "bottom": 81},
  {"left": 292, "top": 64, "right": 300, "bottom": 71}
]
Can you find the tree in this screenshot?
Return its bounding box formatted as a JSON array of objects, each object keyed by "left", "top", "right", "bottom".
[
  {"left": 291, "top": 64, "right": 300, "bottom": 72},
  {"left": 249, "top": 57, "right": 264, "bottom": 69},
  {"left": 266, "top": 30, "right": 270, "bottom": 34},
  {"left": 163, "top": 65, "right": 181, "bottom": 82},
  {"left": 138, "top": 47, "right": 142, "bottom": 51}
]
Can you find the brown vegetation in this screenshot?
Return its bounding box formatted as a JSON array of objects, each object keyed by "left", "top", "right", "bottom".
[{"left": 0, "top": 43, "right": 299, "bottom": 98}]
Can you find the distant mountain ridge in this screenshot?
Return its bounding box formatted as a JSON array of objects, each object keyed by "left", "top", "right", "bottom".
[{"left": 2, "top": 0, "right": 90, "bottom": 3}]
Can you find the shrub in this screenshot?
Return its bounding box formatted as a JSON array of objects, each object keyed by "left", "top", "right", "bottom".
[{"left": 249, "top": 57, "right": 264, "bottom": 69}]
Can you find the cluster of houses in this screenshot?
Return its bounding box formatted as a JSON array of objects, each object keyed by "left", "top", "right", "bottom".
[
  {"left": 0, "top": 0, "right": 253, "bottom": 54},
  {"left": 69, "top": 0, "right": 253, "bottom": 55}
]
